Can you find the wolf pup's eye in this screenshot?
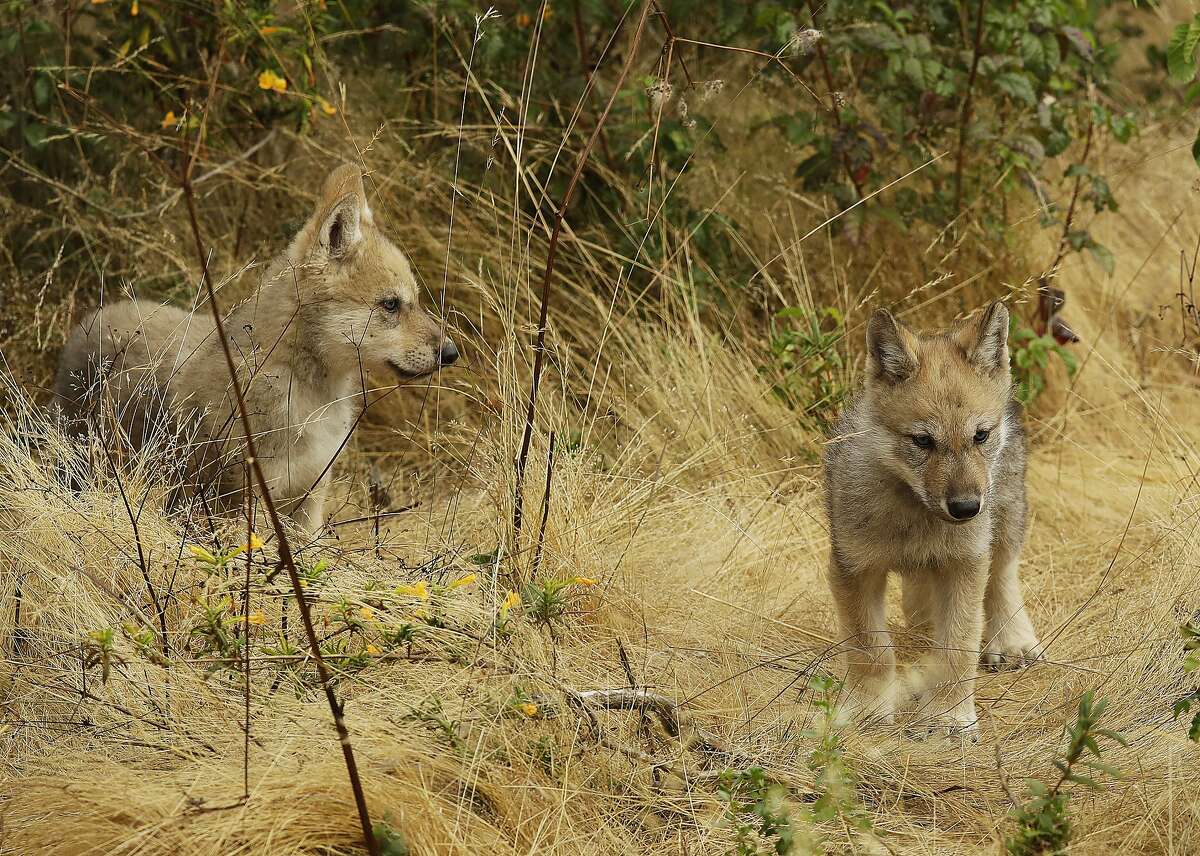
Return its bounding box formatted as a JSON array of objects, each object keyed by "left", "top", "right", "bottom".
[
  {"left": 911, "top": 434, "right": 935, "bottom": 450},
  {"left": 973, "top": 428, "right": 991, "bottom": 445},
  {"left": 379, "top": 297, "right": 401, "bottom": 313}
]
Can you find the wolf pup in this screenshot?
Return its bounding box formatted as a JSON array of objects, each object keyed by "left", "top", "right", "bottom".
[
  {"left": 823, "top": 302, "right": 1040, "bottom": 737},
  {"left": 53, "top": 164, "right": 458, "bottom": 534}
]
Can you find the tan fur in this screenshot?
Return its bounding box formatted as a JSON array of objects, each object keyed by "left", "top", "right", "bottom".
[
  {"left": 52, "top": 164, "right": 458, "bottom": 535},
  {"left": 823, "top": 302, "right": 1040, "bottom": 738}
]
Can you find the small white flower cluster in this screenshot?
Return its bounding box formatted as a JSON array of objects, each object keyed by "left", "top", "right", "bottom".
[
  {"left": 646, "top": 80, "right": 674, "bottom": 113},
  {"left": 699, "top": 79, "right": 725, "bottom": 105},
  {"left": 788, "top": 27, "right": 823, "bottom": 57},
  {"left": 647, "top": 78, "right": 725, "bottom": 129},
  {"left": 678, "top": 99, "right": 696, "bottom": 129}
]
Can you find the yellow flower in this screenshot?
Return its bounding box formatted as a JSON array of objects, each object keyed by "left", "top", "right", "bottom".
[
  {"left": 573, "top": 577, "right": 597, "bottom": 587},
  {"left": 225, "top": 532, "right": 264, "bottom": 561},
  {"left": 316, "top": 96, "right": 337, "bottom": 116},
  {"left": 394, "top": 581, "right": 429, "bottom": 599},
  {"left": 260, "top": 26, "right": 280, "bottom": 35},
  {"left": 187, "top": 544, "right": 217, "bottom": 564},
  {"left": 515, "top": 12, "right": 531, "bottom": 27},
  {"left": 499, "top": 590, "right": 521, "bottom": 619},
  {"left": 247, "top": 610, "right": 266, "bottom": 626},
  {"left": 358, "top": 606, "right": 375, "bottom": 622},
  {"left": 365, "top": 643, "right": 382, "bottom": 655},
  {"left": 413, "top": 607, "right": 430, "bottom": 620},
  {"left": 160, "top": 110, "right": 176, "bottom": 130},
  {"left": 542, "top": 5, "right": 553, "bottom": 20},
  {"left": 517, "top": 701, "right": 538, "bottom": 717},
  {"left": 447, "top": 573, "right": 477, "bottom": 590},
  {"left": 131, "top": 0, "right": 139, "bottom": 14},
  {"left": 257, "top": 70, "right": 287, "bottom": 93}
]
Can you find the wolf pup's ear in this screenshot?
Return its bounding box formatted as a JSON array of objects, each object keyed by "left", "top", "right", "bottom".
[
  {"left": 315, "top": 164, "right": 368, "bottom": 259},
  {"left": 965, "top": 301, "right": 1010, "bottom": 375},
  {"left": 866, "top": 309, "right": 918, "bottom": 383},
  {"left": 320, "top": 195, "right": 361, "bottom": 258}
]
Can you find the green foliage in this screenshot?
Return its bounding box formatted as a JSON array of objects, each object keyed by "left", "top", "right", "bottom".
[
  {"left": 0, "top": 0, "right": 1153, "bottom": 352},
  {"left": 1167, "top": 14, "right": 1200, "bottom": 84},
  {"left": 1171, "top": 621, "right": 1200, "bottom": 741},
  {"left": 1006, "top": 691, "right": 1125, "bottom": 856},
  {"left": 407, "top": 695, "right": 461, "bottom": 749},
  {"left": 716, "top": 675, "right": 871, "bottom": 854},
  {"left": 519, "top": 576, "right": 596, "bottom": 629},
  {"left": 1010, "top": 320, "right": 1077, "bottom": 405},
  {"left": 0, "top": 0, "right": 348, "bottom": 177},
  {"left": 372, "top": 819, "right": 411, "bottom": 856},
  {"left": 765, "top": 306, "right": 846, "bottom": 426},
  {"left": 717, "top": 766, "right": 796, "bottom": 855},
  {"left": 775, "top": 0, "right": 1133, "bottom": 256},
  {"left": 186, "top": 596, "right": 243, "bottom": 665},
  {"left": 1165, "top": 13, "right": 1200, "bottom": 169},
  {"left": 802, "top": 674, "right": 872, "bottom": 837},
  {"left": 82, "top": 627, "right": 123, "bottom": 684}
]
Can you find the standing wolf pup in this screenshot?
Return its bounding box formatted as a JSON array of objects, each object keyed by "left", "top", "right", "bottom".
[
  {"left": 54, "top": 163, "right": 458, "bottom": 533},
  {"left": 823, "top": 301, "right": 1041, "bottom": 737}
]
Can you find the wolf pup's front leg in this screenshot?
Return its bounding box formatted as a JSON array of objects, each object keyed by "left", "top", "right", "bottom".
[
  {"left": 828, "top": 557, "right": 898, "bottom": 724},
  {"left": 982, "top": 543, "right": 1043, "bottom": 669},
  {"left": 908, "top": 559, "right": 987, "bottom": 739}
]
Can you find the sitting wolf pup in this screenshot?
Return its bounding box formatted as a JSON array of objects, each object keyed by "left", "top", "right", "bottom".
[
  {"left": 53, "top": 164, "right": 458, "bottom": 534},
  {"left": 823, "top": 301, "right": 1041, "bottom": 738}
]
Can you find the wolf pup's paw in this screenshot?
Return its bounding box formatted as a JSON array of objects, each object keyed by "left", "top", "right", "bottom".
[
  {"left": 981, "top": 632, "right": 1044, "bottom": 671},
  {"left": 907, "top": 709, "right": 980, "bottom": 742},
  {"left": 840, "top": 682, "right": 897, "bottom": 728}
]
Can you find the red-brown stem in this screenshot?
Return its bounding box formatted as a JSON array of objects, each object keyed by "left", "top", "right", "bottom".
[
  {"left": 243, "top": 468, "right": 253, "bottom": 803},
  {"left": 532, "top": 431, "right": 557, "bottom": 577},
  {"left": 1045, "top": 111, "right": 1096, "bottom": 281},
  {"left": 953, "top": 0, "right": 988, "bottom": 216},
  {"left": 512, "top": 1, "right": 652, "bottom": 546},
  {"left": 179, "top": 46, "right": 380, "bottom": 856},
  {"left": 806, "top": 0, "right": 864, "bottom": 200},
  {"left": 650, "top": 2, "right": 695, "bottom": 88}
]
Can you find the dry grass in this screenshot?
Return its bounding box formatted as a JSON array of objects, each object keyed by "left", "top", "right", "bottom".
[{"left": 4, "top": 33, "right": 1200, "bottom": 855}]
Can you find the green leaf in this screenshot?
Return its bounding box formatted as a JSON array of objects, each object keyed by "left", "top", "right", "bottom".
[
  {"left": 1110, "top": 113, "right": 1137, "bottom": 144},
  {"left": 1167, "top": 17, "right": 1200, "bottom": 83},
  {"left": 1065, "top": 772, "right": 1103, "bottom": 790},
  {"left": 23, "top": 121, "right": 48, "bottom": 148},
  {"left": 1089, "top": 242, "right": 1115, "bottom": 276},
  {"left": 1061, "top": 26, "right": 1095, "bottom": 63},
  {"left": 33, "top": 74, "right": 52, "bottom": 110},
  {"left": 1020, "top": 31, "right": 1046, "bottom": 72},
  {"left": 855, "top": 23, "right": 902, "bottom": 52},
  {"left": 903, "top": 55, "right": 926, "bottom": 89},
  {"left": 1081, "top": 759, "right": 1124, "bottom": 778},
  {"left": 994, "top": 72, "right": 1037, "bottom": 106}
]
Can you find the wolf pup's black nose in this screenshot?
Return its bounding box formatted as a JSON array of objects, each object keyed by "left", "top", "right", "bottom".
[
  {"left": 947, "top": 497, "right": 981, "bottom": 520},
  {"left": 439, "top": 340, "right": 460, "bottom": 367}
]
